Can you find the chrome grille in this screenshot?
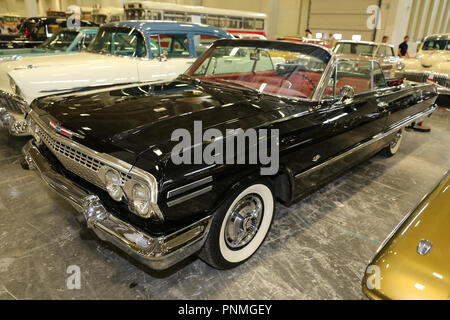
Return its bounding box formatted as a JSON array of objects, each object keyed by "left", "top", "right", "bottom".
[
  {"left": 433, "top": 74, "right": 450, "bottom": 89},
  {"left": 35, "top": 124, "right": 131, "bottom": 189},
  {"left": 404, "top": 71, "right": 429, "bottom": 83},
  {"left": 0, "top": 93, "right": 27, "bottom": 114}
]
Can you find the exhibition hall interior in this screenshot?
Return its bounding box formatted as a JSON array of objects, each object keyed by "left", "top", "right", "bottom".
[{"left": 0, "top": 0, "right": 448, "bottom": 301}]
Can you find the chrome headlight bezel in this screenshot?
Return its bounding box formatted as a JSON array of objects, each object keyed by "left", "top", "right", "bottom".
[
  {"left": 98, "top": 164, "right": 162, "bottom": 220},
  {"left": 131, "top": 182, "right": 152, "bottom": 218},
  {"left": 99, "top": 167, "right": 124, "bottom": 201}
]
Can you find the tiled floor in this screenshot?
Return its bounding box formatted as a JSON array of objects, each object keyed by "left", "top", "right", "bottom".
[{"left": 0, "top": 108, "right": 448, "bottom": 300}]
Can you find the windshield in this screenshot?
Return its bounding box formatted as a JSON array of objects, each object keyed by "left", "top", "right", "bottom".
[
  {"left": 334, "top": 43, "right": 377, "bottom": 56},
  {"left": 87, "top": 28, "right": 147, "bottom": 57},
  {"left": 40, "top": 30, "right": 78, "bottom": 51},
  {"left": 422, "top": 39, "right": 449, "bottom": 51},
  {"left": 186, "top": 43, "right": 331, "bottom": 99}
]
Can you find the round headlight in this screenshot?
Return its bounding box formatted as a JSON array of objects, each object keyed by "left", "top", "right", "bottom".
[
  {"left": 132, "top": 183, "right": 151, "bottom": 218},
  {"left": 104, "top": 169, "right": 123, "bottom": 201}
]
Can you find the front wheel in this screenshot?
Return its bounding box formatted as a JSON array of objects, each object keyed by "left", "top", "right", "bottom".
[
  {"left": 199, "top": 182, "right": 274, "bottom": 269},
  {"left": 384, "top": 127, "right": 404, "bottom": 157}
]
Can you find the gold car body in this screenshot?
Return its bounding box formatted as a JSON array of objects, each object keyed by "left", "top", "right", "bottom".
[{"left": 362, "top": 170, "right": 450, "bottom": 300}]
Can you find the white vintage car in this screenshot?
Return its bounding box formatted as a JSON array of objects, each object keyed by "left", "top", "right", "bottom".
[
  {"left": 403, "top": 33, "right": 449, "bottom": 107},
  {"left": 0, "top": 21, "right": 232, "bottom": 135}
]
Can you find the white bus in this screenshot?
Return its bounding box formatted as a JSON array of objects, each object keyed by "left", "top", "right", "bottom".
[
  {"left": 91, "top": 7, "right": 124, "bottom": 24},
  {"left": 123, "top": 1, "right": 267, "bottom": 38}
]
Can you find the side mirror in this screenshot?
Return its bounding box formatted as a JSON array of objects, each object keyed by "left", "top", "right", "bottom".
[{"left": 340, "top": 85, "right": 354, "bottom": 103}]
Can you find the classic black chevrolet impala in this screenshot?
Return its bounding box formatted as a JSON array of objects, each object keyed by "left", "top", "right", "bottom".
[{"left": 22, "top": 39, "right": 437, "bottom": 270}]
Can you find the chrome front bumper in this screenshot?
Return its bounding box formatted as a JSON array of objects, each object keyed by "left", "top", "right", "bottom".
[
  {"left": 0, "top": 90, "right": 29, "bottom": 136},
  {"left": 23, "top": 140, "right": 212, "bottom": 270}
]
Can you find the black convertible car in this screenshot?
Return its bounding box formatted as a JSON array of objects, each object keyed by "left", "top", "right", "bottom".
[{"left": 22, "top": 39, "right": 437, "bottom": 270}]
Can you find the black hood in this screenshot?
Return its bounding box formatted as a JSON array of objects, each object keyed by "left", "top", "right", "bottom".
[{"left": 32, "top": 80, "right": 304, "bottom": 168}]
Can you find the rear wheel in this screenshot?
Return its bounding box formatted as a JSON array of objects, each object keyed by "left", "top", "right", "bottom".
[
  {"left": 384, "top": 127, "right": 404, "bottom": 157},
  {"left": 200, "top": 181, "right": 274, "bottom": 269}
]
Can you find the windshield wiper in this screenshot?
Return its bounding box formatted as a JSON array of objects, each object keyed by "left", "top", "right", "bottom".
[
  {"left": 178, "top": 76, "right": 261, "bottom": 96},
  {"left": 213, "top": 78, "right": 261, "bottom": 95}
]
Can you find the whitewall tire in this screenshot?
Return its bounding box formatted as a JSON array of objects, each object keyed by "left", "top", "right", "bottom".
[{"left": 200, "top": 182, "right": 274, "bottom": 269}]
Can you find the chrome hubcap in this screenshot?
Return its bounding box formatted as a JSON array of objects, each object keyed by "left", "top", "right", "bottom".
[{"left": 225, "top": 194, "right": 264, "bottom": 249}]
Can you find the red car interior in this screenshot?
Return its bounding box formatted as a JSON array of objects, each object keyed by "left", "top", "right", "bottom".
[
  {"left": 199, "top": 70, "right": 376, "bottom": 98},
  {"left": 199, "top": 70, "right": 322, "bottom": 98}
]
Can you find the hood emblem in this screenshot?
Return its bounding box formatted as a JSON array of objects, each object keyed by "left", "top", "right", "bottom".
[
  {"left": 49, "top": 121, "right": 84, "bottom": 139},
  {"left": 417, "top": 239, "right": 432, "bottom": 256}
]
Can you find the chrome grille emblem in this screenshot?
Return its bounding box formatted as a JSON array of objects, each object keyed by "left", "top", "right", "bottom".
[
  {"left": 417, "top": 239, "right": 432, "bottom": 256},
  {"left": 49, "top": 121, "right": 84, "bottom": 139}
]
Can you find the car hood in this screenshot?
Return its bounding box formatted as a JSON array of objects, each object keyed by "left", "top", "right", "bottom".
[
  {"left": 0, "top": 52, "right": 140, "bottom": 103},
  {"left": 404, "top": 51, "right": 450, "bottom": 71},
  {"left": 363, "top": 172, "right": 450, "bottom": 300},
  {"left": 417, "top": 51, "right": 450, "bottom": 68},
  {"left": 32, "top": 80, "right": 296, "bottom": 164}
]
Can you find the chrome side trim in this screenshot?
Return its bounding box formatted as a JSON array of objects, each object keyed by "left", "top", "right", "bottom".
[
  {"left": 167, "top": 185, "right": 213, "bottom": 207},
  {"left": 167, "top": 176, "right": 213, "bottom": 199},
  {"left": 23, "top": 140, "right": 212, "bottom": 270},
  {"left": 294, "top": 105, "right": 437, "bottom": 180}
]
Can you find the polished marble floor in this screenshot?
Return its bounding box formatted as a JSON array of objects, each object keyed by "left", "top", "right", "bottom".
[{"left": 0, "top": 108, "right": 449, "bottom": 300}]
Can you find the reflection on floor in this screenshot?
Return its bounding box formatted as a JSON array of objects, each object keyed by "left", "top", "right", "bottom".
[{"left": 0, "top": 108, "right": 449, "bottom": 300}]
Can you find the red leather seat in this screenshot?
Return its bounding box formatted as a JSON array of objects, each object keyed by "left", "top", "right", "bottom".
[{"left": 336, "top": 77, "right": 371, "bottom": 94}]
